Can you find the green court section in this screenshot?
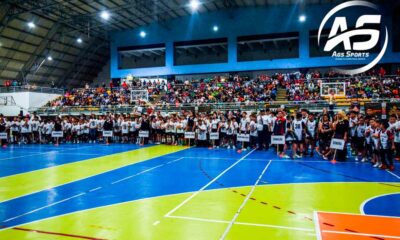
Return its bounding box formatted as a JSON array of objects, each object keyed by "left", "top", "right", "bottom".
[
  {"left": 0, "top": 145, "right": 186, "bottom": 203},
  {"left": 1, "top": 182, "right": 398, "bottom": 240}
]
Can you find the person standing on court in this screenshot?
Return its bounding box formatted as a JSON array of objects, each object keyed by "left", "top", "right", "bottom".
[
  {"left": 332, "top": 111, "right": 349, "bottom": 161},
  {"left": 103, "top": 116, "right": 113, "bottom": 145}
]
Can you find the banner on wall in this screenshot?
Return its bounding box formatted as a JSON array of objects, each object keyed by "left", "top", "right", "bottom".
[{"left": 365, "top": 102, "right": 400, "bottom": 119}]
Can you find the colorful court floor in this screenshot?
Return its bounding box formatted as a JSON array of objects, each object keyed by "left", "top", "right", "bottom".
[{"left": 0, "top": 144, "right": 399, "bottom": 239}]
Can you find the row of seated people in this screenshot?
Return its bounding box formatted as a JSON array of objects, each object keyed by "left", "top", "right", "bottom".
[{"left": 46, "top": 68, "right": 400, "bottom": 108}]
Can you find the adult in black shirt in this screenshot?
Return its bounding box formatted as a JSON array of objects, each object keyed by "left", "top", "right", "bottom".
[
  {"left": 140, "top": 115, "right": 150, "bottom": 145},
  {"left": 54, "top": 118, "right": 62, "bottom": 146},
  {"left": 103, "top": 117, "right": 113, "bottom": 144},
  {"left": 0, "top": 115, "right": 7, "bottom": 147},
  {"left": 333, "top": 111, "right": 349, "bottom": 161}
]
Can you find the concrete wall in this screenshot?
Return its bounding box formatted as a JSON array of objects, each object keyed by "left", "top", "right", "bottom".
[
  {"left": 110, "top": 4, "right": 399, "bottom": 78},
  {"left": 0, "top": 92, "right": 61, "bottom": 116},
  {"left": 92, "top": 60, "right": 111, "bottom": 87}
]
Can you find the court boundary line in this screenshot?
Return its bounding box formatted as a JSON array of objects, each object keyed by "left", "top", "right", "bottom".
[
  {"left": 315, "top": 210, "right": 400, "bottom": 240},
  {"left": 0, "top": 146, "right": 188, "bottom": 204},
  {"left": 321, "top": 230, "right": 400, "bottom": 239},
  {"left": 0, "top": 146, "right": 93, "bottom": 161},
  {"left": 0, "top": 182, "right": 393, "bottom": 234},
  {"left": 317, "top": 210, "right": 400, "bottom": 219},
  {"left": 386, "top": 170, "right": 400, "bottom": 179},
  {"left": 313, "top": 211, "right": 323, "bottom": 240},
  {"left": 1, "top": 157, "right": 186, "bottom": 225},
  {"left": 0, "top": 145, "right": 151, "bottom": 179},
  {"left": 165, "top": 214, "right": 314, "bottom": 232},
  {"left": 359, "top": 192, "right": 400, "bottom": 215},
  {"left": 164, "top": 148, "right": 257, "bottom": 217},
  {"left": 219, "top": 160, "right": 272, "bottom": 240}
]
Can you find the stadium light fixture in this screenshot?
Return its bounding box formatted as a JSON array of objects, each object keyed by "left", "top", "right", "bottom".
[
  {"left": 189, "top": 0, "right": 200, "bottom": 11},
  {"left": 140, "top": 31, "right": 146, "bottom": 38},
  {"left": 100, "top": 10, "right": 110, "bottom": 20},
  {"left": 77, "top": 38, "right": 83, "bottom": 43},
  {"left": 299, "top": 15, "right": 306, "bottom": 22},
  {"left": 27, "top": 21, "right": 35, "bottom": 28},
  {"left": 213, "top": 25, "right": 219, "bottom": 32},
  {"left": 47, "top": 56, "right": 53, "bottom": 61}
]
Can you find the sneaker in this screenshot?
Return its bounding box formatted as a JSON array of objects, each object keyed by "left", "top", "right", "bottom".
[
  {"left": 389, "top": 165, "right": 395, "bottom": 171},
  {"left": 282, "top": 154, "right": 290, "bottom": 159},
  {"left": 242, "top": 148, "right": 247, "bottom": 151},
  {"left": 232, "top": 146, "right": 236, "bottom": 150},
  {"left": 294, "top": 154, "right": 301, "bottom": 159},
  {"left": 361, "top": 158, "right": 367, "bottom": 162},
  {"left": 373, "top": 162, "right": 379, "bottom": 168},
  {"left": 379, "top": 165, "right": 387, "bottom": 170},
  {"left": 227, "top": 146, "right": 231, "bottom": 149},
  {"left": 323, "top": 155, "right": 328, "bottom": 160}
]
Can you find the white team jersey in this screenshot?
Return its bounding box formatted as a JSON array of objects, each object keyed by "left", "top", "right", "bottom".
[
  {"left": 240, "top": 118, "right": 248, "bottom": 132},
  {"left": 10, "top": 121, "right": 20, "bottom": 132},
  {"left": 30, "top": 120, "right": 40, "bottom": 132},
  {"left": 365, "top": 125, "right": 372, "bottom": 144},
  {"left": 292, "top": 119, "right": 304, "bottom": 140},
  {"left": 211, "top": 119, "right": 219, "bottom": 130},
  {"left": 20, "top": 121, "right": 31, "bottom": 133},
  {"left": 197, "top": 124, "right": 207, "bottom": 140},
  {"left": 356, "top": 124, "right": 366, "bottom": 138},
  {"left": 306, "top": 120, "right": 316, "bottom": 138},
  {"left": 389, "top": 121, "right": 400, "bottom": 143},
  {"left": 121, "top": 121, "right": 129, "bottom": 134},
  {"left": 349, "top": 118, "right": 358, "bottom": 137},
  {"left": 372, "top": 128, "right": 380, "bottom": 149},
  {"left": 379, "top": 130, "right": 390, "bottom": 149},
  {"left": 249, "top": 120, "right": 258, "bottom": 136},
  {"left": 89, "top": 119, "right": 98, "bottom": 129}
]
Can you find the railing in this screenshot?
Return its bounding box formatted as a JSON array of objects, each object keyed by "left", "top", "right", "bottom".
[
  {"left": 32, "top": 98, "right": 398, "bottom": 115},
  {"left": 0, "top": 86, "right": 64, "bottom": 95}
]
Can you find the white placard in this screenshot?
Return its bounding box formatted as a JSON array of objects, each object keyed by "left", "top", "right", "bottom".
[
  {"left": 51, "top": 131, "right": 64, "bottom": 138},
  {"left": 103, "top": 131, "right": 113, "bottom": 137},
  {"left": 184, "top": 132, "right": 195, "bottom": 139},
  {"left": 237, "top": 134, "right": 250, "bottom": 142},
  {"left": 139, "top": 131, "right": 149, "bottom": 138},
  {"left": 209, "top": 132, "right": 219, "bottom": 140},
  {"left": 271, "top": 135, "right": 285, "bottom": 145},
  {"left": 0, "top": 132, "right": 7, "bottom": 139},
  {"left": 330, "top": 138, "right": 345, "bottom": 150}
]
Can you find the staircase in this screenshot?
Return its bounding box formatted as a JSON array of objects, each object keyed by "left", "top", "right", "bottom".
[{"left": 276, "top": 88, "right": 287, "bottom": 101}]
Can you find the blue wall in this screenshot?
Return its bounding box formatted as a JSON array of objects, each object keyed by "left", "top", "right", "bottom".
[{"left": 110, "top": 4, "right": 399, "bottom": 78}]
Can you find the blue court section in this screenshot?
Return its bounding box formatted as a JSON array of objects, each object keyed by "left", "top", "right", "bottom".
[
  {"left": 363, "top": 193, "right": 400, "bottom": 217},
  {"left": 0, "top": 146, "right": 399, "bottom": 230},
  {"left": 0, "top": 144, "right": 146, "bottom": 177}
]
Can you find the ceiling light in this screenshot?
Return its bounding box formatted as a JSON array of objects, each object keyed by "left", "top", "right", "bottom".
[
  {"left": 47, "top": 56, "right": 53, "bottom": 61},
  {"left": 213, "top": 25, "right": 219, "bottom": 32},
  {"left": 77, "top": 38, "right": 83, "bottom": 43},
  {"left": 140, "top": 31, "right": 146, "bottom": 38},
  {"left": 100, "top": 11, "right": 110, "bottom": 20},
  {"left": 299, "top": 15, "right": 306, "bottom": 22},
  {"left": 189, "top": 0, "right": 200, "bottom": 11},
  {"left": 27, "top": 21, "right": 35, "bottom": 28}
]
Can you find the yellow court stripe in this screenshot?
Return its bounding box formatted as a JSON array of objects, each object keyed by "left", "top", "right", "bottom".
[
  {"left": 0, "top": 145, "right": 187, "bottom": 203},
  {"left": 1, "top": 183, "right": 397, "bottom": 240}
]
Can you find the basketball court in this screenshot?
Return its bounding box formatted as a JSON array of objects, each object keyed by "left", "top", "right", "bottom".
[{"left": 0, "top": 145, "right": 399, "bottom": 239}]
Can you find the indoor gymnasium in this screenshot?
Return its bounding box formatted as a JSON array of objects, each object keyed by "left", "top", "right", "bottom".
[{"left": 0, "top": 0, "right": 399, "bottom": 239}]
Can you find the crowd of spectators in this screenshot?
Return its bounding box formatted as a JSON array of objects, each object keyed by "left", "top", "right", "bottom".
[{"left": 44, "top": 67, "right": 400, "bottom": 108}]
